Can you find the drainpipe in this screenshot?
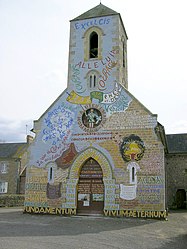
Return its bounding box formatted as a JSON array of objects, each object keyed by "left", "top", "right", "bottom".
[{"left": 15, "top": 158, "right": 21, "bottom": 194}]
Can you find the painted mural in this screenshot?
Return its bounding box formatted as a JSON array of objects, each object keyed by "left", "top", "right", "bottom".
[
  {"left": 120, "top": 134, "right": 145, "bottom": 162},
  {"left": 25, "top": 7, "right": 166, "bottom": 218},
  {"left": 119, "top": 135, "right": 144, "bottom": 201}
]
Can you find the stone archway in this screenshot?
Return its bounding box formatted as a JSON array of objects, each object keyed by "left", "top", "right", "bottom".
[
  {"left": 62, "top": 147, "right": 119, "bottom": 212},
  {"left": 69, "top": 147, "right": 112, "bottom": 179}
]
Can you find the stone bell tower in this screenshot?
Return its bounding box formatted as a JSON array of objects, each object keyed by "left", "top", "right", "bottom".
[{"left": 67, "top": 3, "right": 128, "bottom": 95}]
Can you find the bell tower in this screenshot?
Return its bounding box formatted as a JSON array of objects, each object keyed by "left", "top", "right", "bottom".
[{"left": 67, "top": 3, "right": 128, "bottom": 95}]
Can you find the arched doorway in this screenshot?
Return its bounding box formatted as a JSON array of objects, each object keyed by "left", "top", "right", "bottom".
[
  {"left": 77, "top": 158, "right": 104, "bottom": 214},
  {"left": 176, "top": 189, "right": 186, "bottom": 209}
]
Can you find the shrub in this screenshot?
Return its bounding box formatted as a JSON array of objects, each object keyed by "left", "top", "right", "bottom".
[{"left": 0, "top": 194, "right": 25, "bottom": 207}]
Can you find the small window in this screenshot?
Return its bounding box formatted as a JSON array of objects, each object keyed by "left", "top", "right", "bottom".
[
  {"left": 90, "top": 75, "right": 92, "bottom": 88},
  {"left": 93, "top": 75, "right": 96, "bottom": 87},
  {"left": 48, "top": 166, "right": 54, "bottom": 183},
  {"left": 122, "top": 41, "right": 125, "bottom": 67},
  {"left": 87, "top": 71, "right": 98, "bottom": 89},
  {"left": 0, "top": 162, "right": 8, "bottom": 174},
  {"left": 132, "top": 167, "right": 135, "bottom": 183},
  {"left": 0, "top": 182, "right": 8, "bottom": 193},
  {"left": 127, "top": 162, "right": 140, "bottom": 184},
  {"left": 90, "top": 32, "right": 98, "bottom": 58},
  {"left": 49, "top": 167, "right": 53, "bottom": 181},
  {"left": 121, "top": 36, "right": 126, "bottom": 68},
  {"left": 89, "top": 74, "right": 96, "bottom": 89}
]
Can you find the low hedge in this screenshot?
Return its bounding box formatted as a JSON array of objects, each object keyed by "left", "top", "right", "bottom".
[{"left": 0, "top": 194, "right": 25, "bottom": 207}]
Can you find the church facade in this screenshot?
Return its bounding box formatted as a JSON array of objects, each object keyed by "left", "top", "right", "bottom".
[{"left": 24, "top": 4, "right": 167, "bottom": 219}]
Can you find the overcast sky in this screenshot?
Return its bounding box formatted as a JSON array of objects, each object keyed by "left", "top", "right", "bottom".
[{"left": 0, "top": 0, "right": 187, "bottom": 143}]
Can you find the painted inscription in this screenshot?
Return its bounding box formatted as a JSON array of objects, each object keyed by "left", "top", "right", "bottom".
[
  {"left": 25, "top": 175, "right": 48, "bottom": 207},
  {"left": 90, "top": 82, "right": 122, "bottom": 104},
  {"left": 24, "top": 207, "right": 167, "bottom": 219},
  {"left": 24, "top": 206, "right": 76, "bottom": 215},
  {"left": 137, "top": 176, "right": 164, "bottom": 204},
  {"left": 74, "top": 17, "right": 110, "bottom": 30},
  {"left": 104, "top": 93, "right": 132, "bottom": 114},
  {"left": 71, "top": 64, "right": 86, "bottom": 93},
  {"left": 104, "top": 210, "right": 167, "bottom": 219},
  {"left": 42, "top": 103, "right": 74, "bottom": 145},
  {"left": 98, "top": 60, "right": 117, "bottom": 90},
  {"left": 36, "top": 141, "right": 70, "bottom": 167}
]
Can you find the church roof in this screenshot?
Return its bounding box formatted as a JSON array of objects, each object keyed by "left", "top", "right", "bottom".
[
  {"left": 71, "top": 3, "right": 119, "bottom": 21},
  {"left": 166, "top": 134, "right": 187, "bottom": 154}
]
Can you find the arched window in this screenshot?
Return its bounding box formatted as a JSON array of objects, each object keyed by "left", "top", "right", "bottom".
[
  {"left": 89, "top": 75, "right": 92, "bottom": 88},
  {"left": 46, "top": 162, "right": 56, "bottom": 184},
  {"left": 132, "top": 167, "right": 135, "bottom": 183},
  {"left": 48, "top": 166, "right": 54, "bottom": 183},
  {"left": 93, "top": 75, "right": 96, "bottom": 87},
  {"left": 89, "top": 74, "right": 97, "bottom": 88},
  {"left": 86, "top": 70, "right": 99, "bottom": 89},
  {"left": 127, "top": 162, "right": 140, "bottom": 184},
  {"left": 49, "top": 167, "right": 53, "bottom": 181},
  {"left": 90, "top": 32, "right": 98, "bottom": 58},
  {"left": 83, "top": 27, "right": 103, "bottom": 61}
]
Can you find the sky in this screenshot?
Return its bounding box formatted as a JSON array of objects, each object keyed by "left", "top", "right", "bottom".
[{"left": 0, "top": 0, "right": 187, "bottom": 143}]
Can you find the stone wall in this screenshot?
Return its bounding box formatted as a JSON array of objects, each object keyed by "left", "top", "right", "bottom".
[
  {"left": 166, "top": 154, "right": 187, "bottom": 208},
  {"left": 0, "top": 159, "right": 19, "bottom": 194}
]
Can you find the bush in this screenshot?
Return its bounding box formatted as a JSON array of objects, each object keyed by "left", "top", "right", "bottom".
[{"left": 0, "top": 194, "right": 25, "bottom": 207}]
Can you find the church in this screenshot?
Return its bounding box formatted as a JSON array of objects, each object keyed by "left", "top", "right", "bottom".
[{"left": 24, "top": 4, "right": 174, "bottom": 219}]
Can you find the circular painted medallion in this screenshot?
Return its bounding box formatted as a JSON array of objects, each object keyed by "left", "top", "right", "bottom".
[{"left": 78, "top": 104, "right": 106, "bottom": 132}]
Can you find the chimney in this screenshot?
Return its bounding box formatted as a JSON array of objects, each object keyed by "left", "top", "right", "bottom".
[{"left": 27, "top": 135, "right": 33, "bottom": 144}]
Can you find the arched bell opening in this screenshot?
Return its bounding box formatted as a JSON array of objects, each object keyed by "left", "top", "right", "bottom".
[{"left": 89, "top": 32, "right": 98, "bottom": 58}]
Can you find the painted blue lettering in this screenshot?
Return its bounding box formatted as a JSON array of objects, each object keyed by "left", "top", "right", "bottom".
[
  {"left": 74, "top": 23, "right": 80, "bottom": 29},
  {"left": 81, "top": 23, "right": 86, "bottom": 29},
  {"left": 99, "top": 18, "right": 104, "bottom": 25},
  {"left": 106, "top": 18, "right": 110, "bottom": 24}
]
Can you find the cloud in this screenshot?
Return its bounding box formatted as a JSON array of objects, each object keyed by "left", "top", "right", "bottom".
[
  {"left": 0, "top": 117, "right": 34, "bottom": 143},
  {"left": 167, "top": 120, "right": 187, "bottom": 134}
]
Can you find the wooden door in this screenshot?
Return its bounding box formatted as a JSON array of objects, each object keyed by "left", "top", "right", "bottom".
[{"left": 77, "top": 158, "right": 104, "bottom": 214}]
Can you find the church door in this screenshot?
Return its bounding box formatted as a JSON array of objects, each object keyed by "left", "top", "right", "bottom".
[{"left": 77, "top": 158, "right": 104, "bottom": 214}]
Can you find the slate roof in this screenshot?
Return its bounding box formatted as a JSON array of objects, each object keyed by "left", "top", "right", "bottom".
[
  {"left": 71, "top": 3, "right": 119, "bottom": 21},
  {"left": 0, "top": 143, "right": 27, "bottom": 158},
  {"left": 166, "top": 134, "right": 187, "bottom": 154}
]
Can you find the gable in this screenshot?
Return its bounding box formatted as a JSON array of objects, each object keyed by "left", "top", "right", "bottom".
[{"left": 72, "top": 4, "right": 118, "bottom": 21}]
